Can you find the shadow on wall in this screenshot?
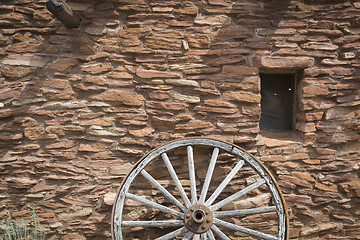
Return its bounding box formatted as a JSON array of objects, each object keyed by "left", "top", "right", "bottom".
[{"left": 210, "top": 0, "right": 293, "bottom": 48}]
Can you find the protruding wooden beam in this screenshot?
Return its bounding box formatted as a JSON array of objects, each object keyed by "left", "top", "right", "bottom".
[{"left": 46, "top": 0, "right": 80, "bottom": 28}]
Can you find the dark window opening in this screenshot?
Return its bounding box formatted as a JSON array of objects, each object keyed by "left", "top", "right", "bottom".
[{"left": 260, "top": 73, "right": 296, "bottom": 131}]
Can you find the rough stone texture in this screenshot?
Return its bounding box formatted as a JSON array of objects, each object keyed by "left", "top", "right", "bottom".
[
  {"left": 253, "top": 56, "right": 315, "bottom": 69},
  {"left": 0, "top": 0, "right": 359, "bottom": 239}
]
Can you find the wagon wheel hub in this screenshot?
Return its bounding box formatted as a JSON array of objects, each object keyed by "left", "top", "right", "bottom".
[{"left": 184, "top": 204, "right": 213, "bottom": 234}]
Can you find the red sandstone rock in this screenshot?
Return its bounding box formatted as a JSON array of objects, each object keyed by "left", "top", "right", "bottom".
[
  {"left": 146, "top": 101, "right": 188, "bottom": 111},
  {"left": 151, "top": 116, "right": 176, "bottom": 130},
  {"left": 145, "top": 36, "right": 182, "bottom": 50},
  {"left": 82, "top": 64, "right": 112, "bottom": 74},
  {"left": 48, "top": 58, "right": 78, "bottom": 72},
  {"left": 222, "top": 65, "right": 259, "bottom": 75},
  {"left": 207, "top": 55, "right": 246, "bottom": 66},
  {"left": 195, "top": 14, "right": 231, "bottom": 25},
  {"left": 186, "top": 34, "right": 211, "bottom": 48},
  {"left": 339, "top": 181, "right": 360, "bottom": 197},
  {"left": 223, "top": 91, "right": 261, "bottom": 103},
  {"left": 129, "top": 127, "right": 155, "bottom": 138},
  {"left": 175, "top": 119, "right": 213, "bottom": 130},
  {"left": 315, "top": 182, "right": 338, "bottom": 192},
  {"left": 212, "top": 27, "right": 253, "bottom": 41},
  {"left": 174, "top": 7, "right": 198, "bottom": 15},
  {"left": 78, "top": 143, "right": 110, "bottom": 152},
  {"left": 91, "top": 90, "right": 144, "bottom": 106},
  {"left": 303, "top": 85, "right": 330, "bottom": 97},
  {"left": 1, "top": 66, "right": 37, "bottom": 78},
  {"left": 118, "top": 27, "right": 151, "bottom": 38},
  {"left": 136, "top": 68, "right": 181, "bottom": 79}
]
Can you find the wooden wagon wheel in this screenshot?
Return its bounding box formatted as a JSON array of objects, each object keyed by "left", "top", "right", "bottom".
[{"left": 112, "top": 138, "right": 288, "bottom": 240}]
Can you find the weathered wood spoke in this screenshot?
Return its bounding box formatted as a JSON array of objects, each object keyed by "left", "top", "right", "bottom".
[
  {"left": 193, "top": 234, "right": 200, "bottom": 240},
  {"left": 204, "top": 159, "right": 245, "bottom": 207},
  {"left": 182, "top": 231, "right": 195, "bottom": 240},
  {"left": 199, "top": 147, "right": 219, "bottom": 204},
  {"left": 162, "top": 152, "right": 191, "bottom": 208},
  {"left": 210, "top": 178, "right": 266, "bottom": 211},
  {"left": 210, "top": 225, "right": 231, "bottom": 240},
  {"left": 213, "top": 218, "right": 278, "bottom": 240},
  {"left": 141, "top": 169, "right": 186, "bottom": 212},
  {"left": 187, "top": 146, "right": 197, "bottom": 204},
  {"left": 154, "top": 226, "right": 188, "bottom": 240},
  {"left": 112, "top": 138, "right": 288, "bottom": 240},
  {"left": 214, "top": 206, "right": 277, "bottom": 218},
  {"left": 122, "top": 220, "right": 184, "bottom": 228},
  {"left": 206, "top": 229, "right": 215, "bottom": 240},
  {"left": 200, "top": 233, "right": 207, "bottom": 240},
  {"left": 126, "top": 193, "right": 183, "bottom": 219}
]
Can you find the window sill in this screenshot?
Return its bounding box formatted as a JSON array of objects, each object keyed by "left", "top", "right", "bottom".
[{"left": 256, "top": 131, "right": 303, "bottom": 148}]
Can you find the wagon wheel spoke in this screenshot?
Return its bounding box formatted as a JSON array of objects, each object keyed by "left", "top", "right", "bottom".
[
  {"left": 214, "top": 206, "right": 277, "bottom": 218},
  {"left": 199, "top": 147, "right": 219, "bottom": 204},
  {"left": 162, "top": 152, "right": 191, "bottom": 208},
  {"left": 204, "top": 159, "right": 245, "bottom": 207},
  {"left": 210, "top": 225, "right": 231, "bottom": 240},
  {"left": 154, "top": 226, "right": 188, "bottom": 240},
  {"left": 140, "top": 169, "right": 187, "bottom": 212},
  {"left": 122, "top": 220, "right": 184, "bottom": 228},
  {"left": 210, "top": 178, "right": 266, "bottom": 211},
  {"left": 213, "top": 218, "right": 278, "bottom": 240},
  {"left": 182, "top": 231, "right": 195, "bottom": 240},
  {"left": 200, "top": 233, "right": 207, "bottom": 240},
  {"left": 112, "top": 138, "right": 288, "bottom": 240},
  {"left": 126, "top": 193, "right": 183, "bottom": 219},
  {"left": 187, "top": 146, "right": 197, "bottom": 204},
  {"left": 193, "top": 234, "right": 200, "bottom": 240},
  {"left": 206, "top": 229, "right": 215, "bottom": 240}
]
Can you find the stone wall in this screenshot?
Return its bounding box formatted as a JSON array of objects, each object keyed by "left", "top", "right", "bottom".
[{"left": 0, "top": 0, "right": 359, "bottom": 239}]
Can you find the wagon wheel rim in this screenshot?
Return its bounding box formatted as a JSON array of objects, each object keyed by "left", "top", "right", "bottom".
[{"left": 112, "top": 137, "right": 288, "bottom": 240}]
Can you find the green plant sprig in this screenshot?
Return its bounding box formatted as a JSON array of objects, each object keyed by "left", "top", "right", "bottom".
[{"left": 0, "top": 210, "right": 45, "bottom": 240}]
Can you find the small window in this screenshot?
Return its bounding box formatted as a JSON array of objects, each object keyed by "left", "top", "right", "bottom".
[{"left": 260, "top": 73, "right": 296, "bottom": 131}]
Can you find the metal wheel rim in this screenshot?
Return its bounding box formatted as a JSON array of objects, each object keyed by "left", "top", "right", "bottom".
[{"left": 112, "top": 137, "right": 289, "bottom": 240}]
